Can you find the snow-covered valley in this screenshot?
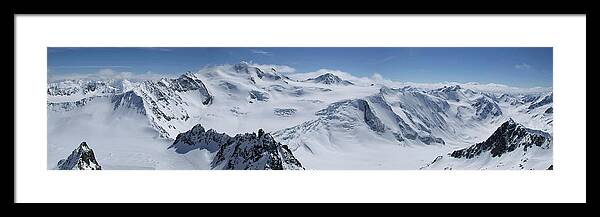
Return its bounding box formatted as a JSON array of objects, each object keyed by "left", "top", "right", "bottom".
[{"left": 48, "top": 61, "right": 553, "bottom": 170}]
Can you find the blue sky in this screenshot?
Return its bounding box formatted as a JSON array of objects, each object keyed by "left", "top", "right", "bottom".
[{"left": 48, "top": 47, "right": 552, "bottom": 87}]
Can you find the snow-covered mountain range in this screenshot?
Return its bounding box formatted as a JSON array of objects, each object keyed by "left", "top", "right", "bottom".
[{"left": 48, "top": 61, "right": 553, "bottom": 170}]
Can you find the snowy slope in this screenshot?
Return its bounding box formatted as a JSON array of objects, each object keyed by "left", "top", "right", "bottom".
[{"left": 47, "top": 97, "right": 204, "bottom": 170}]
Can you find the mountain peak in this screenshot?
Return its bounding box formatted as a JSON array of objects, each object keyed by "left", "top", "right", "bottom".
[
  {"left": 167, "top": 73, "right": 213, "bottom": 104},
  {"left": 233, "top": 61, "right": 259, "bottom": 75},
  {"left": 306, "top": 73, "right": 353, "bottom": 85},
  {"left": 450, "top": 119, "right": 551, "bottom": 159},
  {"left": 56, "top": 142, "right": 102, "bottom": 170},
  {"left": 78, "top": 141, "right": 91, "bottom": 151},
  {"left": 318, "top": 73, "right": 339, "bottom": 80},
  {"left": 181, "top": 71, "right": 196, "bottom": 78},
  {"left": 422, "top": 118, "right": 552, "bottom": 170}
]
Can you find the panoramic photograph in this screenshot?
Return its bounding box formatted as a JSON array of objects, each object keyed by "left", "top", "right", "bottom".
[{"left": 47, "top": 47, "right": 553, "bottom": 170}]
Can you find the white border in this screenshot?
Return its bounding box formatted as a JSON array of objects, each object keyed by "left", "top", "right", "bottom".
[{"left": 15, "top": 15, "right": 586, "bottom": 203}]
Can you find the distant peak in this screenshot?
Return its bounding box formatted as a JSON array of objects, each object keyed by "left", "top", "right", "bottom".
[
  {"left": 238, "top": 60, "right": 251, "bottom": 66},
  {"left": 319, "top": 73, "right": 337, "bottom": 78},
  {"left": 447, "top": 85, "right": 462, "bottom": 90},
  {"left": 307, "top": 73, "right": 353, "bottom": 85},
  {"left": 233, "top": 61, "right": 255, "bottom": 73},
  {"left": 179, "top": 72, "right": 193, "bottom": 79},
  {"left": 379, "top": 86, "right": 398, "bottom": 95}
]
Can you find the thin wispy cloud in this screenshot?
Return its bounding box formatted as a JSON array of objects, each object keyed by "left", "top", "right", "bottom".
[
  {"left": 515, "top": 63, "right": 532, "bottom": 70},
  {"left": 378, "top": 56, "right": 397, "bottom": 63},
  {"left": 250, "top": 49, "right": 273, "bottom": 56},
  {"left": 371, "top": 73, "right": 385, "bottom": 81}
]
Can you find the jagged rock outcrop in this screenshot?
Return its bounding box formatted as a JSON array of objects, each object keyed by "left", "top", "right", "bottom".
[
  {"left": 170, "top": 124, "right": 229, "bottom": 153},
  {"left": 57, "top": 142, "right": 102, "bottom": 170},
  {"left": 450, "top": 118, "right": 551, "bottom": 159},
  {"left": 169, "top": 124, "right": 304, "bottom": 170},
  {"left": 421, "top": 119, "right": 552, "bottom": 170},
  {"left": 212, "top": 129, "right": 303, "bottom": 170}
]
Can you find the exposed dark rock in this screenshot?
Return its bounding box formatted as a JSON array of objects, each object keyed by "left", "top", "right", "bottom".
[
  {"left": 169, "top": 124, "right": 304, "bottom": 170},
  {"left": 111, "top": 91, "right": 146, "bottom": 114},
  {"left": 170, "top": 73, "right": 213, "bottom": 105},
  {"left": 355, "top": 99, "right": 386, "bottom": 133},
  {"left": 450, "top": 119, "right": 551, "bottom": 159},
  {"left": 418, "top": 135, "right": 445, "bottom": 145},
  {"left": 57, "top": 142, "right": 102, "bottom": 170},
  {"left": 249, "top": 90, "right": 269, "bottom": 102}
]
